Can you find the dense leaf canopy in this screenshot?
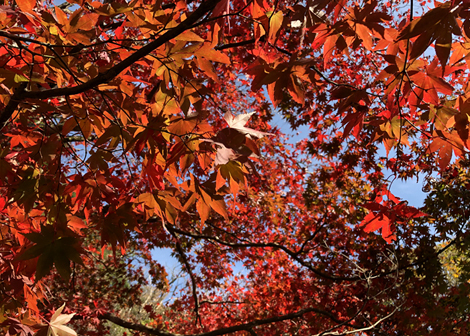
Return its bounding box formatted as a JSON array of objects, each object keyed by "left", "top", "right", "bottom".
[{"left": 1, "top": 0, "right": 470, "bottom": 334}]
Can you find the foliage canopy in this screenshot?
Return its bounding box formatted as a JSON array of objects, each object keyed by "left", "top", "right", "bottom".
[{"left": 1, "top": 0, "right": 470, "bottom": 334}]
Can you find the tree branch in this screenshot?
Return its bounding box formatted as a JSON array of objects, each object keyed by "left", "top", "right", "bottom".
[
  {"left": 0, "top": 0, "right": 221, "bottom": 127},
  {"left": 165, "top": 222, "right": 361, "bottom": 282},
  {"left": 167, "top": 227, "right": 202, "bottom": 326},
  {"left": 215, "top": 39, "right": 255, "bottom": 51},
  {"left": 101, "top": 306, "right": 358, "bottom": 336},
  {"left": 21, "top": 0, "right": 220, "bottom": 100}
]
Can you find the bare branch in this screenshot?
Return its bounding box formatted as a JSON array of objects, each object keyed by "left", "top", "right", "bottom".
[{"left": 101, "top": 306, "right": 359, "bottom": 336}]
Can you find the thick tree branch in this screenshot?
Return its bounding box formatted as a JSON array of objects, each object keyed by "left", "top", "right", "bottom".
[
  {"left": 22, "top": 0, "right": 220, "bottom": 100},
  {"left": 101, "top": 306, "right": 358, "bottom": 336},
  {"left": 101, "top": 313, "right": 179, "bottom": 336},
  {"left": 0, "top": 0, "right": 221, "bottom": 130}
]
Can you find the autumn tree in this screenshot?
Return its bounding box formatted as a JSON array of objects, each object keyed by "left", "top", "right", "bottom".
[{"left": 2, "top": 0, "right": 470, "bottom": 334}]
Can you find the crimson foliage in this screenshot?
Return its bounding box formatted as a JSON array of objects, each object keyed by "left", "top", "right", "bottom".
[{"left": 1, "top": 0, "right": 470, "bottom": 334}]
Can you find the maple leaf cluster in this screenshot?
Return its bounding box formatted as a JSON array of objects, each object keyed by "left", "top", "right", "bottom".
[{"left": 1, "top": 0, "right": 470, "bottom": 334}]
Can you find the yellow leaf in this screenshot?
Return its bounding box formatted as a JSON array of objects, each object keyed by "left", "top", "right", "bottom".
[
  {"left": 175, "top": 30, "right": 204, "bottom": 42},
  {"left": 267, "top": 11, "right": 283, "bottom": 43}
]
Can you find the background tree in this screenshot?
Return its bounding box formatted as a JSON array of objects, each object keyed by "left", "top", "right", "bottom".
[
  {"left": 41, "top": 229, "right": 171, "bottom": 336},
  {"left": 2, "top": 0, "right": 470, "bottom": 334}
]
